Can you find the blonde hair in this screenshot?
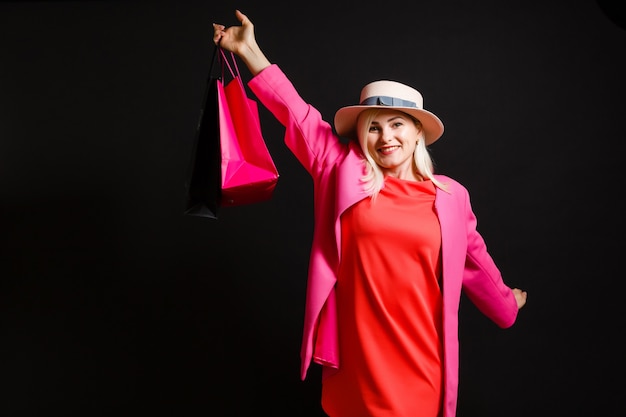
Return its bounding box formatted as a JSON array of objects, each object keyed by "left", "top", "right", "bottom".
[{"left": 356, "top": 109, "right": 448, "bottom": 198}]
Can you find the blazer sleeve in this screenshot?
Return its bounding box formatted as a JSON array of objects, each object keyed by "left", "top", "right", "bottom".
[
  {"left": 247, "top": 64, "right": 348, "bottom": 176},
  {"left": 460, "top": 185, "right": 519, "bottom": 328}
]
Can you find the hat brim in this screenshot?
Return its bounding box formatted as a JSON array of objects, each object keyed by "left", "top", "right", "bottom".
[{"left": 334, "top": 105, "right": 444, "bottom": 145}]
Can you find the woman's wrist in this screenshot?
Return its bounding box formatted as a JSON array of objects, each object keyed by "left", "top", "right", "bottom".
[{"left": 239, "top": 42, "right": 271, "bottom": 76}]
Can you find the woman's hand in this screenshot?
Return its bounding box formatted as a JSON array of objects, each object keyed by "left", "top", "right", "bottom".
[
  {"left": 212, "top": 10, "right": 271, "bottom": 76},
  {"left": 213, "top": 10, "right": 252, "bottom": 53},
  {"left": 512, "top": 288, "right": 528, "bottom": 309}
]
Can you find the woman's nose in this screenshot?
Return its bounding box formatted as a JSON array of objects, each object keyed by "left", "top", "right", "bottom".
[{"left": 381, "top": 128, "right": 394, "bottom": 142}]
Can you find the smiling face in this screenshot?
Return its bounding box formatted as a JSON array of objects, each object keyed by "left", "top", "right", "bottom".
[{"left": 364, "top": 109, "right": 422, "bottom": 180}]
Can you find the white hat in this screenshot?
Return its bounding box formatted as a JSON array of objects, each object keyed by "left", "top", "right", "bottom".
[{"left": 334, "top": 80, "right": 444, "bottom": 145}]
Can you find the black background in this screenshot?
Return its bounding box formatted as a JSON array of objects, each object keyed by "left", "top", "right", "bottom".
[{"left": 1, "top": 1, "right": 624, "bottom": 416}]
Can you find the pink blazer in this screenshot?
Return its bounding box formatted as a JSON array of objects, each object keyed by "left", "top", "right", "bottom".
[{"left": 249, "top": 64, "right": 519, "bottom": 417}]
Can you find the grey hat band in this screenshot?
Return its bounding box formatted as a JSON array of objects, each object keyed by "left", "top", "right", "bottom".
[{"left": 360, "top": 95, "right": 417, "bottom": 108}]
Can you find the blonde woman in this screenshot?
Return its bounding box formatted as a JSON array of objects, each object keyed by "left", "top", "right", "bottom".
[{"left": 213, "top": 10, "right": 527, "bottom": 417}]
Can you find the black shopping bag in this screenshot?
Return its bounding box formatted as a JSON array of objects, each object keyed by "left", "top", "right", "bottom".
[{"left": 184, "top": 47, "right": 222, "bottom": 219}]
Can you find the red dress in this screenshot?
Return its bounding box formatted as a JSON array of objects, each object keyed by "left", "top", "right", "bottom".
[{"left": 321, "top": 177, "right": 444, "bottom": 417}]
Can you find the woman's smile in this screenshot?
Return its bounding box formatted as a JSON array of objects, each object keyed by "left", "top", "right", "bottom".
[{"left": 378, "top": 145, "right": 401, "bottom": 155}]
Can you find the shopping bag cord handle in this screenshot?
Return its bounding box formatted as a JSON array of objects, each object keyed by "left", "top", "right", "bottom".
[{"left": 218, "top": 47, "right": 244, "bottom": 89}]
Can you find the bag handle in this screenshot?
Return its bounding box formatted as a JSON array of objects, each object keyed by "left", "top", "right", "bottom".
[
  {"left": 207, "top": 44, "right": 220, "bottom": 80},
  {"left": 218, "top": 47, "right": 244, "bottom": 89}
]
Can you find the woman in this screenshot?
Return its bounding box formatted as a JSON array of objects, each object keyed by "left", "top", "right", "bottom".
[{"left": 213, "top": 10, "right": 527, "bottom": 417}]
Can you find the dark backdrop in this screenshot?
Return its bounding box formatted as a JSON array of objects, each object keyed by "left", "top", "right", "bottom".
[{"left": 1, "top": 1, "right": 624, "bottom": 416}]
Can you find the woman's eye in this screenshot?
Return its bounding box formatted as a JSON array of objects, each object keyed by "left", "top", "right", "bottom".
[{"left": 369, "top": 126, "right": 380, "bottom": 132}]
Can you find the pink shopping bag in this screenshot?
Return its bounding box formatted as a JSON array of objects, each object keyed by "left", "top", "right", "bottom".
[{"left": 216, "top": 48, "right": 279, "bottom": 207}]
